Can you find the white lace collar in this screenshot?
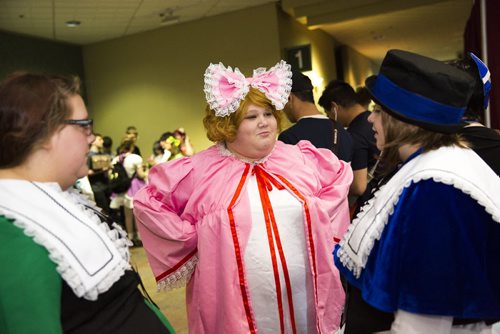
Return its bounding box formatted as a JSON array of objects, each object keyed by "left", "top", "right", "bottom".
[
  {"left": 0, "top": 180, "right": 131, "bottom": 300},
  {"left": 337, "top": 146, "right": 500, "bottom": 278},
  {"left": 217, "top": 142, "right": 275, "bottom": 165}
]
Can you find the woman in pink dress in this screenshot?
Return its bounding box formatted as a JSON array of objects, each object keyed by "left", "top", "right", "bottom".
[{"left": 134, "top": 60, "right": 353, "bottom": 333}]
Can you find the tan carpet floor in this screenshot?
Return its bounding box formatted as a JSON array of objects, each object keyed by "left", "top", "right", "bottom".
[{"left": 130, "top": 247, "right": 188, "bottom": 334}]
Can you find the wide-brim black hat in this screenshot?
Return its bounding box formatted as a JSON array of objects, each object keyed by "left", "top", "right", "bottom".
[{"left": 365, "top": 49, "right": 475, "bottom": 133}]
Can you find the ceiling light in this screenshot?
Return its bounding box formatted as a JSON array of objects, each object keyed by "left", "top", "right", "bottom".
[
  {"left": 159, "top": 8, "right": 179, "bottom": 26},
  {"left": 160, "top": 17, "right": 179, "bottom": 26},
  {"left": 65, "top": 20, "right": 81, "bottom": 28}
]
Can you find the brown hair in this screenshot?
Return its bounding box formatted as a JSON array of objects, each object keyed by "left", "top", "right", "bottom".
[
  {"left": 203, "top": 88, "right": 282, "bottom": 142},
  {"left": 379, "top": 108, "right": 468, "bottom": 172},
  {"left": 0, "top": 72, "right": 81, "bottom": 168},
  {"left": 118, "top": 137, "right": 136, "bottom": 154}
]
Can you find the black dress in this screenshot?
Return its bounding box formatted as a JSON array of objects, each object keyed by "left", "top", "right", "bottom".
[{"left": 61, "top": 270, "right": 171, "bottom": 333}]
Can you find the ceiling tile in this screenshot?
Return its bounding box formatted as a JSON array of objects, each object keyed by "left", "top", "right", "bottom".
[{"left": 0, "top": 0, "right": 473, "bottom": 63}]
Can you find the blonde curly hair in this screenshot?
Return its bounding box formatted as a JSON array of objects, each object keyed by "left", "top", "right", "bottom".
[{"left": 203, "top": 88, "right": 283, "bottom": 143}]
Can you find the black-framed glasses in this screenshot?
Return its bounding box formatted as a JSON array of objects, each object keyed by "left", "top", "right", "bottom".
[{"left": 64, "top": 119, "right": 93, "bottom": 135}]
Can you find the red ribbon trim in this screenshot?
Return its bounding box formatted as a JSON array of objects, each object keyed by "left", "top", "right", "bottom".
[
  {"left": 227, "top": 164, "right": 257, "bottom": 333},
  {"left": 255, "top": 166, "right": 298, "bottom": 334},
  {"left": 255, "top": 167, "right": 286, "bottom": 334},
  {"left": 276, "top": 174, "right": 320, "bottom": 333}
]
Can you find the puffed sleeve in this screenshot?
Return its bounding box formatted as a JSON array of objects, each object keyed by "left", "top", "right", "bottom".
[
  {"left": 133, "top": 157, "right": 198, "bottom": 290},
  {"left": 298, "top": 140, "right": 353, "bottom": 239}
]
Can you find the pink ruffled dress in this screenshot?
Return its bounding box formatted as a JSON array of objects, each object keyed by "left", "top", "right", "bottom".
[{"left": 134, "top": 140, "right": 353, "bottom": 333}]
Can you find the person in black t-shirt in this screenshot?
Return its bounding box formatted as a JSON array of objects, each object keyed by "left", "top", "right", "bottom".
[
  {"left": 87, "top": 133, "right": 112, "bottom": 213},
  {"left": 279, "top": 71, "right": 353, "bottom": 162},
  {"left": 449, "top": 52, "right": 500, "bottom": 176},
  {"left": 319, "top": 80, "right": 380, "bottom": 207}
]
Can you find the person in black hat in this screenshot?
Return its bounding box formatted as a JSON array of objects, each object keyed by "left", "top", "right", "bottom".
[
  {"left": 278, "top": 71, "right": 353, "bottom": 162},
  {"left": 333, "top": 49, "right": 500, "bottom": 333}
]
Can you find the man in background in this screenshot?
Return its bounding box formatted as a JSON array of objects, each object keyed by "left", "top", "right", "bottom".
[
  {"left": 451, "top": 53, "right": 500, "bottom": 175},
  {"left": 279, "top": 71, "right": 353, "bottom": 162},
  {"left": 119, "top": 125, "right": 142, "bottom": 156},
  {"left": 319, "top": 80, "right": 379, "bottom": 209}
]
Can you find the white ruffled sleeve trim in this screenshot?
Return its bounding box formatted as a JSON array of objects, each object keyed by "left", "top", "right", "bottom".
[{"left": 157, "top": 254, "right": 199, "bottom": 292}]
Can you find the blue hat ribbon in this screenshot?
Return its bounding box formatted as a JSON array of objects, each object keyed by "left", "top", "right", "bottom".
[{"left": 372, "top": 74, "right": 465, "bottom": 125}]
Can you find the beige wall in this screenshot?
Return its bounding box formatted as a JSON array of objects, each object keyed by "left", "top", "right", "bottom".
[
  {"left": 339, "top": 45, "right": 378, "bottom": 89},
  {"left": 277, "top": 9, "right": 338, "bottom": 109},
  {"left": 83, "top": 3, "right": 281, "bottom": 154}
]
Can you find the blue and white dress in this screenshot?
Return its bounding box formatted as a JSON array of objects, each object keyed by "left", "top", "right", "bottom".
[{"left": 334, "top": 146, "right": 500, "bottom": 330}]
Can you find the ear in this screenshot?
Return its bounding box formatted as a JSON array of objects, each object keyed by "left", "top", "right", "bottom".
[
  {"left": 39, "top": 136, "right": 54, "bottom": 151},
  {"left": 330, "top": 101, "right": 337, "bottom": 111},
  {"left": 40, "top": 126, "right": 62, "bottom": 151}
]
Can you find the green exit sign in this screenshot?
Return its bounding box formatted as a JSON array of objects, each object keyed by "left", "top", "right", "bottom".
[{"left": 285, "top": 45, "right": 312, "bottom": 71}]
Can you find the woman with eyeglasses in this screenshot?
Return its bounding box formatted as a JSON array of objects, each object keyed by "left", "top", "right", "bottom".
[{"left": 0, "top": 72, "right": 174, "bottom": 333}]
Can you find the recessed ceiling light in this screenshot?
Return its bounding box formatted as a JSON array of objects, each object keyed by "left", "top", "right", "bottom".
[
  {"left": 65, "top": 20, "right": 81, "bottom": 27},
  {"left": 159, "top": 7, "right": 179, "bottom": 26},
  {"left": 160, "top": 17, "right": 179, "bottom": 26}
]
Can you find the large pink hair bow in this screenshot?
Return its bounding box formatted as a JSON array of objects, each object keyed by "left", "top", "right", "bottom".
[{"left": 204, "top": 60, "right": 292, "bottom": 117}]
